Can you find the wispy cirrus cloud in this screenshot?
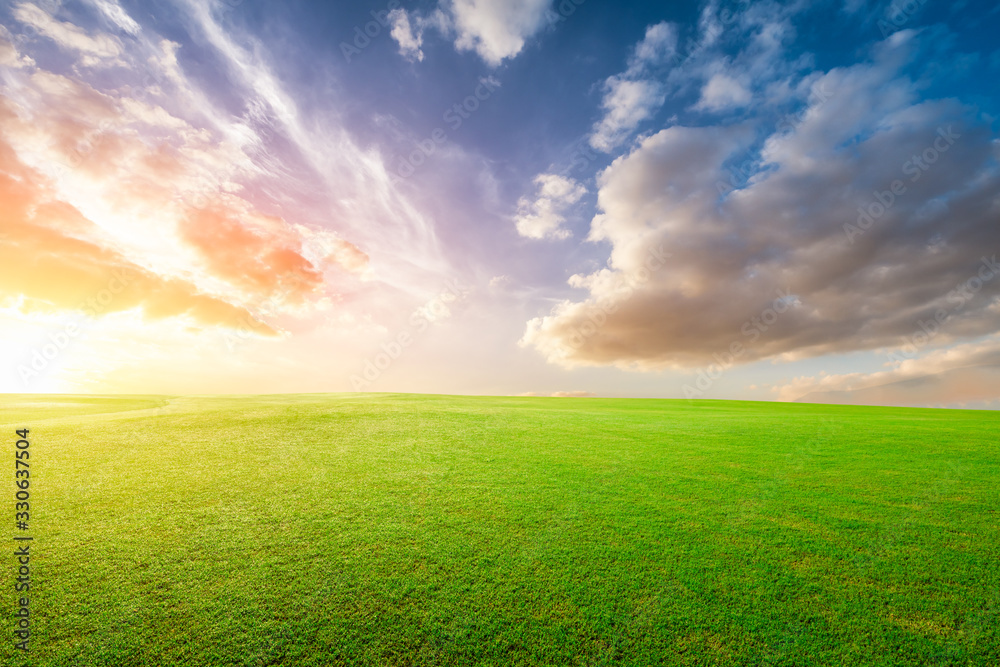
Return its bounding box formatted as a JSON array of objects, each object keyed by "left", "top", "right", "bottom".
[
  {"left": 83, "top": 0, "right": 142, "bottom": 36},
  {"left": 12, "top": 2, "right": 123, "bottom": 66},
  {"left": 0, "top": 0, "right": 463, "bottom": 390},
  {"left": 0, "top": 28, "right": 33, "bottom": 67},
  {"left": 0, "top": 40, "right": 343, "bottom": 312},
  {"left": 174, "top": 0, "right": 451, "bottom": 295}
]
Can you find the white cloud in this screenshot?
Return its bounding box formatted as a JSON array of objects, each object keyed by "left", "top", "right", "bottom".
[
  {"left": 590, "top": 78, "right": 665, "bottom": 153},
  {"left": 589, "top": 2, "right": 810, "bottom": 153},
  {"left": 0, "top": 31, "right": 34, "bottom": 68},
  {"left": 693, "top": 73, "right": 752, "bottom": 111},
  {"left": 450, "top": 0, "right": 554, "bottom": 65},
  {"left": 588, "top": 21, "right": 676, "bottom": 153},
  {"left": 514, "top": 173, "right": 586, "bottom": 240},
  {"left": 85, "top": 0, "right": 141, "bottom": 35},
  {"left": 13, "top": 3, "right": 122, "bottom": 67},
  {"left": 631, "top": 21, "right": 677, "bottom": 69},
  {"left": 388, "top": 0, "right": 555, "bottom": 66},
  {"left": 388, "top": 9, "right": 424, "bottom": 62}
]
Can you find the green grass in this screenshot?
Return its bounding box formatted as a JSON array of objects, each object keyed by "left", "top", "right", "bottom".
[{"left": 1, "top": 393, "right": 998, "bottom": 666}]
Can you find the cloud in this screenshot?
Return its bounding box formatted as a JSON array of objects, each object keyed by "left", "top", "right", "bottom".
[
  {"left": 774, "top": 336, "right": 1000, "bottom": 407},
  {"left": 798, "top": 366, "right": 1000, "bottom": 408},
  {"left": 514, "top": 173, "right": 586, "bottom": 240},
  {"left": 0, "top": 31, "right": 34, "bottom": 68},
  {"left": 84, "top": 0, "right": 141, "bottom": 36},
  {"left": 0, "top": 58, "right": 344, "bottom": 307},
  {"left": 0, "top": 132, "right": 276, "bottom": 333},
  {"left": 13, "top": 0, "right": 448, "bottom": 305},
  {"left": 524, "top": 32, "right": 1000, "bottom": 371},
  {"left": 449, "top": 0, "right": 554, "bottom": 66},
  {"left": 631, "top": 21, "right": 677, "bottom": 67},
  {"left": 321, "top": 238, "right": 370, "bottom": 275},
  {"left": 388, "top": 0, "right": 555, "bottom": 66},
  {"left": 0, "top": 10, "right": 395, "bottom": 337},
  {"left": 176, "top": 0, "right": 451, "bottom": 298},
  {"left": 550, "top": 390, "right": 595, "bottom": 397},
  {"left": 388, "top": 8, "right": 424, "bottom": 62},
  {"left": 590, "top": 78, "right": 666, "bottom": 153},
  {"left": 590, "top": 3, "right": 809, "bottom": 152},
  {"left": 13, "top": 3, "right": 123, "bottom": 67},
  {"left": 693, "top": 73, "right": 752, "bottom": 111},
  {"left": 177, "top": 204, "right": 325, "bottom": 305},
  {"left": 589, "top": 22, "right": 676, "bottom": 152},
  {"left": 2, "top": 0, "right": 476, "bottom": 379}
]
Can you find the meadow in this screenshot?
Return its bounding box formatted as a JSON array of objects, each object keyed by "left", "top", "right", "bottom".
[{"left": 0, "top": 393, "right": 997, "bottom": 666}]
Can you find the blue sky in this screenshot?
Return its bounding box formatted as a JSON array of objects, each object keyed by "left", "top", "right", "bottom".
[{"left": 1, "top": 0, "right": 999, "bottom": 405}]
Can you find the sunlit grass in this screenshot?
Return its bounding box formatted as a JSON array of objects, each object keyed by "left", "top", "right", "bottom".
[{"left": 1, "top": 393, "right": 997, "bottom": 666}]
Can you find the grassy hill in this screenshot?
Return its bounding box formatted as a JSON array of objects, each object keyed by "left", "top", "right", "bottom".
[{"left": 1, "top": 394, "right": 997, "bottom": 666}]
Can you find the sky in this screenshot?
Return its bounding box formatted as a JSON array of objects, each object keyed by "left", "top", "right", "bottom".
[{"left": 1, "top": 0, "right": 999, "bottom": 406}]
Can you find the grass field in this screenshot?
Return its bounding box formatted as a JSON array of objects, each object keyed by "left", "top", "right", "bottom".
[{"left": 1, "top": 393, "right": 998, "bottom": 666}]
